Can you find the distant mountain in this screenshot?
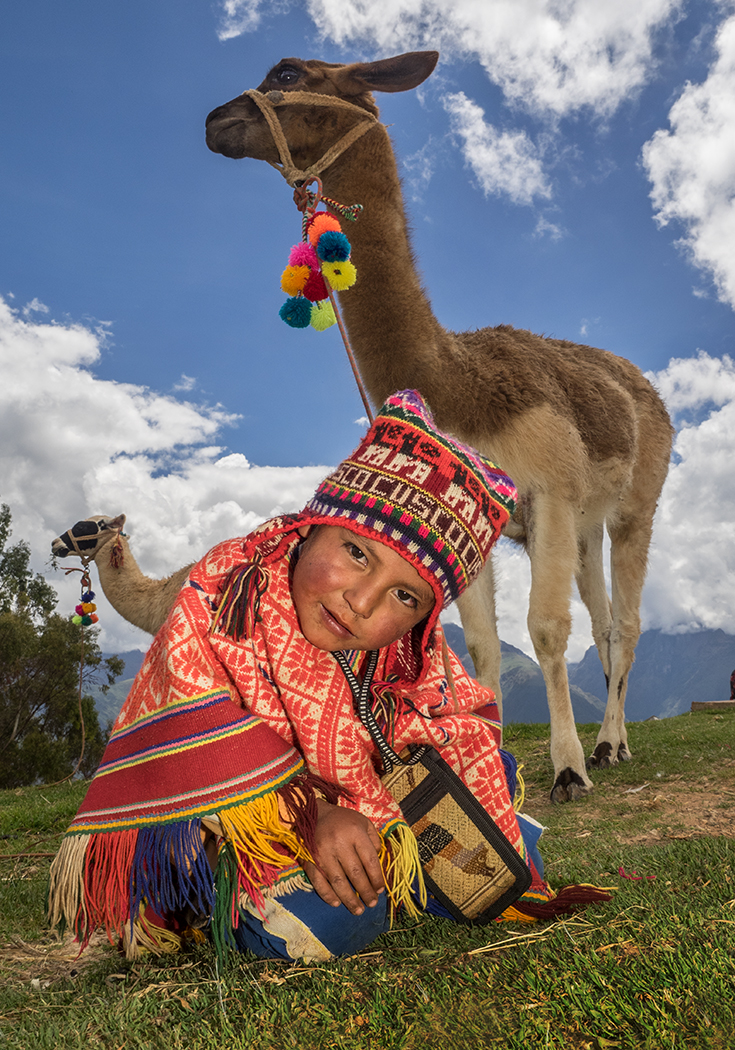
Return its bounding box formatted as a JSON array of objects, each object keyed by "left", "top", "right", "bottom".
[
  {"left": 94, "top": 650, "right": 146, "bottom": 730},
  {"left": 567, "top": 627, "right": 735, "bottom": 719},
  {"left": 95, "top": 627, "right": 735, "bottom": 729}
]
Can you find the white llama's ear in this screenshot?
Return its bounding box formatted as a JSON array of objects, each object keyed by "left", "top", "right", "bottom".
[
  {"left": 105, "top": 514, "right": 126, "bottom": 530},
  {"left": 337, "top": 52, "right": 438, "bottom": 95}
]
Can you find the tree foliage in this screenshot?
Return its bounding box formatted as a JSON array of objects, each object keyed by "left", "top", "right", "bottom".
[{"left": 0, "top": 502, "right": 123, "bottom": 787}]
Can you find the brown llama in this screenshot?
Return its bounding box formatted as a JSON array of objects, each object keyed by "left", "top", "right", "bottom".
[
  {"left": 204, "top": 51, "right": 674, "bottom": 801},
  {"left": 52, "top": 514, "right": 192, "bottom": 636}
]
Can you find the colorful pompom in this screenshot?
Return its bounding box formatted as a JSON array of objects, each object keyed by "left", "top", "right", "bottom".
[
  {"left": 81, "top": 615, "right": 93, "bottom": 626},
  {"left": 307, "top": 213, "right": 342, "bottom": 246},
  {"left": 310, "top": 300, "right": 337, "bottom": 331},
  {"left": 321, "top": 260, "right": 357, "bottom": 291},
  {"left": 289, "top": 242, "right": 320, "bottom": 268},
  {"left": 75, "top": 604, "right": 84, "bottom": 615},
  {"left": 316, "top": 230, "right": 351, "bottom": 263},
  {"left": 72, "top": 614, "right": 83, "bottom": 625},
  {"left": 279, "top": 296, "right": 313, "bottom": 328},
  {"left": 302, "top": 269, "right": 329, "bottom": 302},
  {"left": 82, "top": 590, "right": 95, "bottom": 602},
  {"left": 280, "top": 265, "right": 310, "bottom": 296}
]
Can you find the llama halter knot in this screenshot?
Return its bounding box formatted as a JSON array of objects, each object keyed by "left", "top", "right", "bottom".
[
  {"left": 277, "top": 174, "right": 373, "bottom": 419},
  {"left": 64, "top": 567, "right": 99, "bottom": 627}
]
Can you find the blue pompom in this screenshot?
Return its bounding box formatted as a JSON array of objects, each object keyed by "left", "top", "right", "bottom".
[
  {"left": 316, "top": 230, "right": 351, "bottom": 263},
  {"left": 279, "top": 296, "right": 312, "bottom": 328}
]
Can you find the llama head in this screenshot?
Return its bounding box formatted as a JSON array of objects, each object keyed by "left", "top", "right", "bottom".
[
  {"left": 51, "top": 514, "right": 126, "bottom": 561},
  {"left": 205, "top": 51, "right": 438, "bottom": 167}
]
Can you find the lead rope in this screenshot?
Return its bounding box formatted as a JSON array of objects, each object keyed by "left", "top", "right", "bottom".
[
  {"left": 334, "top": 650, "right": 429, "bottom": 775},
  {"left": 245, "top": 89, "right": 377, "bottom": 423}
]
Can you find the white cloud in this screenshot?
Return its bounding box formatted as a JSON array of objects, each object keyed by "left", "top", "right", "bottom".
[
  {"left": 220, "top": 0, "right": 683, "bottom": 119},
  {"left": 0, "top": 298, "right": 330, "bottom": 652},
  {"left": 22, "top": 298, "right": 49, "bottom": 317},
  {"left": 443, "top": 92, "right": 551, "bottom": 205},
  {"left": 642, "top": 12, "right": 735, "bottom": 310},
  {"left": 644, "top": 353, "right": 735, "bottom": 635},
  {"left": 5, "top": 296, "right": 735, "bottom": 669},
  {"left": 173, "top": 374, "right": 197, "bottom": 392},
  {"left": 217, "top": 0, "right": 265, "bottom": 40}
]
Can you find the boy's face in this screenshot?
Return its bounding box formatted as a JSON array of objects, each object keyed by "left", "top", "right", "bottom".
[{"left": 292, "top": 525, "right": 435, "bottom": 651}]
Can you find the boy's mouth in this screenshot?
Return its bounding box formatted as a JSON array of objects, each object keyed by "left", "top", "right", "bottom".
[{"left": 319, "top": 604, "right": 354, "bottom": 640}]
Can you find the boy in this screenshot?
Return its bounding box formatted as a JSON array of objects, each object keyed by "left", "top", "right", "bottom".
[{"left": 48, "top": 390, "right": 553, "bottom": 962}]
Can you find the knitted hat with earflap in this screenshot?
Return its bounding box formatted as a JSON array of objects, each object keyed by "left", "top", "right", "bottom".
[{"left": 302, "top": 389, "right": 517, "bottom": 617}]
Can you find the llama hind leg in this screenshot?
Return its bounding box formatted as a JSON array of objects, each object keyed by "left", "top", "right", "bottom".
[
  {"left": 589, "top": 513, "right": 652, "bottom": 768},
  {"left": 526, "top": 496, "right": 592, "bottom": 802}
]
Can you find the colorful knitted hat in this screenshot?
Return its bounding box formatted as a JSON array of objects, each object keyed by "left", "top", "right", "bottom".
[{"left": 303, "top": 390, "right": 517, "bottom": 611}]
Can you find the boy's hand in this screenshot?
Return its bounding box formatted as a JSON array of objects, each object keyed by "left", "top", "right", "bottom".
[{"left": 303, "top": 799, "right": 385, "bottom": 915}]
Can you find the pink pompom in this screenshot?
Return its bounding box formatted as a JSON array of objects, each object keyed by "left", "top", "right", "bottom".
[
  {"left": 75, "top": 604, "right": 84, "bottom": 615},
  {"left": 289, "top": 242, "right": 320, "bottom": 268}
]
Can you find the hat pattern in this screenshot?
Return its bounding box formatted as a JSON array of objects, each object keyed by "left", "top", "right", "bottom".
[{"left": 305, "top": 390, "right": 517, "bottom": 608}]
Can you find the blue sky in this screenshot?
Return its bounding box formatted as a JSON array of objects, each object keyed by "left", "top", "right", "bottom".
[{"left": 1, "top": 0, "right": 734, "bottom": 658}]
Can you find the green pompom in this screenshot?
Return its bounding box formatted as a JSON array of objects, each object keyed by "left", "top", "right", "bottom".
[
  {"left": 72, "top": 614, "right": 83, "bottom": 625},
  {"left": 310, "top": 300, "right": 337, "bottom": 331}
]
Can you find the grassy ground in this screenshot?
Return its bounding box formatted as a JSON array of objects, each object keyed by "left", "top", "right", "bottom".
[{"left": 1, "top": 709, "right": 734, "bottom": 1049}]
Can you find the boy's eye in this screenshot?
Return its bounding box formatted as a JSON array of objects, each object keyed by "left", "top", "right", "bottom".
[
  {"left": 395, "top": 589, "right": 417, "bottom": 609},
  {"left": 347, "top": 543, "right": 367, "bottom": 563}
]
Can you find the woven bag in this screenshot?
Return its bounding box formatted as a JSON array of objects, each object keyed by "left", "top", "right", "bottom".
[{"left": 335, "top": 651, "right": 532, "bottom": 924}]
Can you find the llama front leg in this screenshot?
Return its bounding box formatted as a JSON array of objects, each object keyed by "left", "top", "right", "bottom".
[
  {"left": 456, "top": 557, "right": 502, "bottom": 714},
  {"left": 527, "top": 497, "right": 593, "bottom": 802}
]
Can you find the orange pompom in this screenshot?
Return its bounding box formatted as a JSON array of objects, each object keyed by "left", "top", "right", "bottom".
[
  {"left": 307, "top": 212, "right": 342, "bottom": 247},
  {"left": 280, "top": 265, "right": 310, "bottom": 296}
]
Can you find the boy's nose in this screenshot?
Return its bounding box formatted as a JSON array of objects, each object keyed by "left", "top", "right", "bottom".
[{"left": 344, "top": 583, "right": 379, "bottom": 618}]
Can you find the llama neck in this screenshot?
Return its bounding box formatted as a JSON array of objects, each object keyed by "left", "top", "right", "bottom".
[
  {"left": 320, "top": 125, "right": 455, "bottom": 408},
  {"left": 93, "top": 536, "right": 170, "bottom": 635}
]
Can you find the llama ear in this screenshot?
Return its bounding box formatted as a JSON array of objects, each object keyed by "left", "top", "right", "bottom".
[
  {"left": 336, "top": 52, "right": 438, "bottom": 95},
  {"left": 106, "top": 514, "right": 126, "bottom": 530}
]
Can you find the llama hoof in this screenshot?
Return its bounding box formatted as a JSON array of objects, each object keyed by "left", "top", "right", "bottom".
[
  {"left": 617, "top": 743, "right": 632, "bottom": 762},
  {"left": 550, "top": 768, "right": 592, "bottom": 804},
  {"left": 588, "top": 741, "right": 614, "bottom": 769}
]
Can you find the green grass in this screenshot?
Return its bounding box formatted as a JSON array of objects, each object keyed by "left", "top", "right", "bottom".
[{"left": 2, "top": 711, "right": 734, "bottom": 1049}]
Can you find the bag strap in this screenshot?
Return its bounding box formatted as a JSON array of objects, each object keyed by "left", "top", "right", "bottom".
[{"left": 334, "top": 650, "right": 429, "bottom": 775}]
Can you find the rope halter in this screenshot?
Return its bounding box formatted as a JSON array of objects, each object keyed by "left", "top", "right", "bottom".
[{"left": 243, "top": 89, "right": 381, "bottom": 188}]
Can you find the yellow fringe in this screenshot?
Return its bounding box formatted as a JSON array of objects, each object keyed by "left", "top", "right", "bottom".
[
  {"left": 218, "top": 793, "right": 315, "bottom": 871},
  {"left": 382, "top": 823, "right": 424, "bottom": 918},
  {"left": 122, "top": 905, "right": 184, "bottom": 959},
  {"left": 513, "top": 766, "right": 526, "bottom": 812},
  {"left": 498, "top": 905, "right": 539, "bottom": 924}
]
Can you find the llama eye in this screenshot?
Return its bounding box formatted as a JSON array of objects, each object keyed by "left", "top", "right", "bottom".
[{"left": 276, "top": 67, "right": 300, "bottom": 85}]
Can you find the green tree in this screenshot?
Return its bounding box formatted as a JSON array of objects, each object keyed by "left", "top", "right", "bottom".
[{"left": 0, "top": 502, "right": 123, "bottom": 787}]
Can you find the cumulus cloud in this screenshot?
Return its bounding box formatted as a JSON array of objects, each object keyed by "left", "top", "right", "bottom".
[
  {"left": 642, "top": 12, "right": 735, "bottom": 310},
  {"left": 219, "top": 0, "right": 682, "bottom": 119},
  {"left": 0, "top": 298, "right": 330, "bottom": 651},
  {"left": 643, "top": 352, "right": 735, "bottom": 635},
  {"left": 443, "top": 92, "right": 551, "bottom": 204},
  {"left": 4, "top": 296, "right": 735, "bottom": 667}
]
